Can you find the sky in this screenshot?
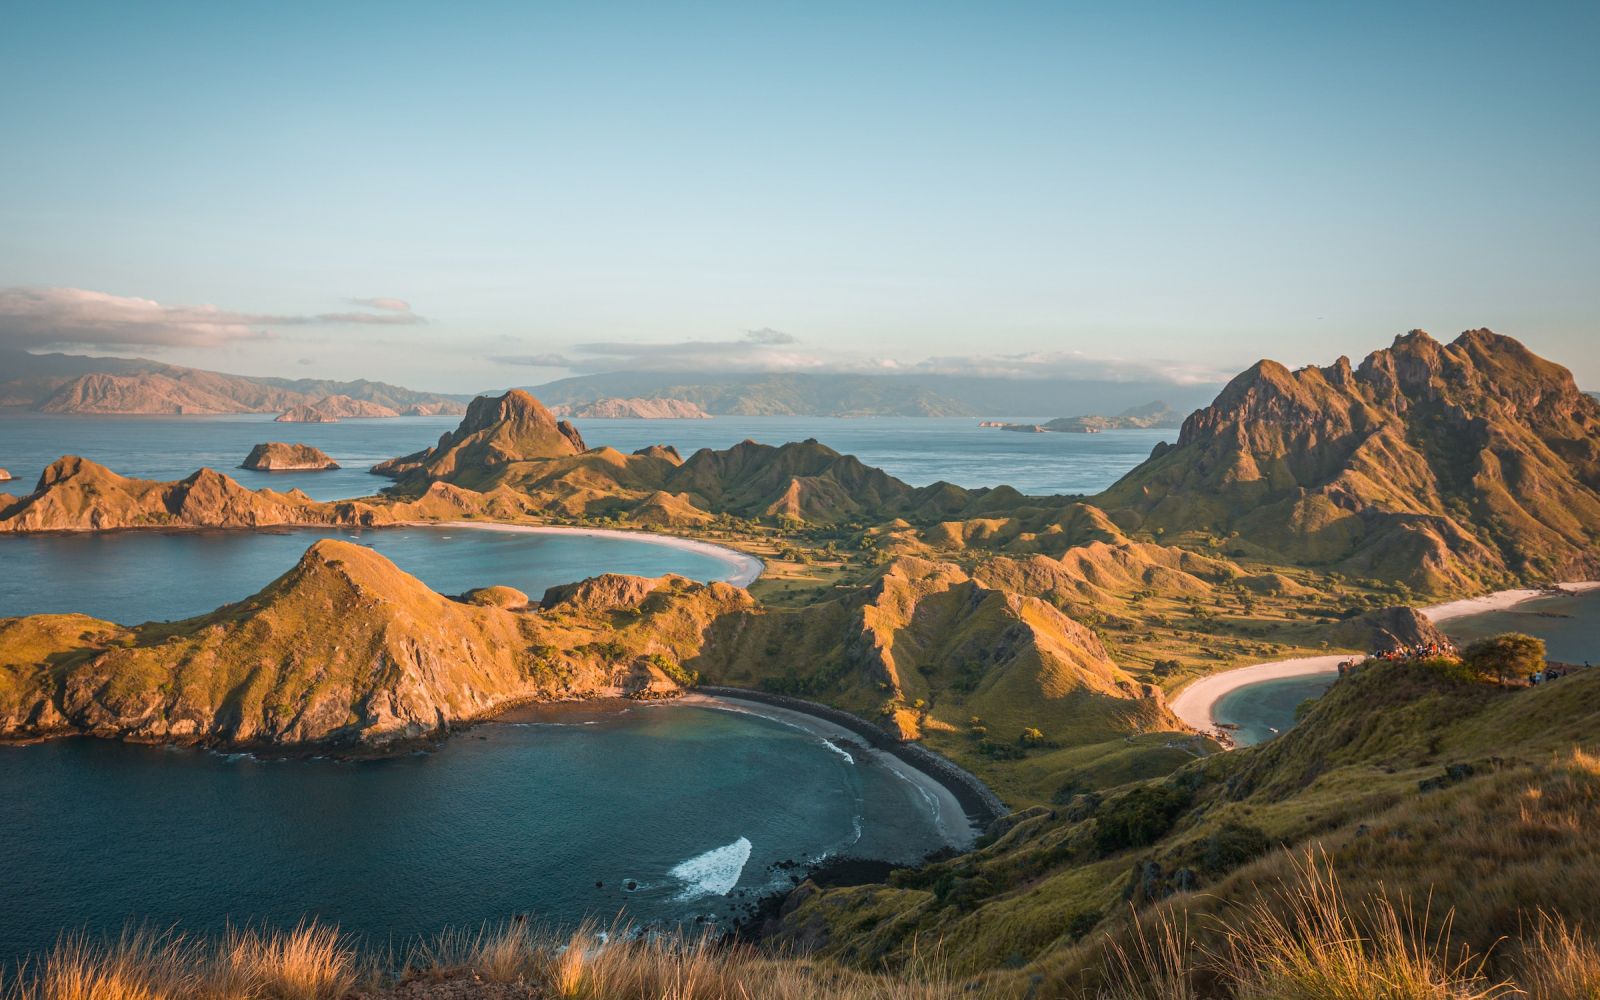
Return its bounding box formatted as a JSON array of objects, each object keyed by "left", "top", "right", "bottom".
[{"left": 2, "top": 0, "right": 1597, "bottom": 391}]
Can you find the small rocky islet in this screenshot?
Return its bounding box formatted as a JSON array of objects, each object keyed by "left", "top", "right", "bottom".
[{"left": 240, "top": 441, "right": 341, "bottom": 471}]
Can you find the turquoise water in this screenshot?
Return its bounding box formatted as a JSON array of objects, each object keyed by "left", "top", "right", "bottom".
[
  {"left": 0, "top": 525, "right": 743, "bottom": 623},
  {"left": 0, "top": 413, "right": 1172, "bottom": 499},
  {"left": 0, "top": 703, "right": 952, "bottom": 963},
  {"left": 1216, "top": 589, "right": 1600, "bottom": 746}
]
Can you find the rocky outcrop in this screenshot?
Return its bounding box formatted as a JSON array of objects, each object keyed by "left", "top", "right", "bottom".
[
  {"left": 241, "top": 442, "right": 340, "bottom": 471},
  {"left": 0, "top": 468, "right": 10, "bottom": 481},
  {"left": 371, "top": 390, "right": 587, "bottom": 485},
  {"left": 551, "top": 397, "right": 711, "bottom": 419},
  {"left": 0, "top": 456, "right": 379, "bottom": 532},
  {"left": 1096, "top": 330, "right": 1600, "bottom": 592},
  {"left": 276, "top": 395, "right": 401, "bottom": 422},
  {"left": 1327, "top": 606, "right": 1449, "bottom": 654},
  {"left": 0, "top": 541, "right": 749, "bottom": 748}
]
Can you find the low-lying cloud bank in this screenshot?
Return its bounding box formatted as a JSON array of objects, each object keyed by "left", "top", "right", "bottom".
[{"left": 0, "top": 287, "right": 425, "bottom": 351}]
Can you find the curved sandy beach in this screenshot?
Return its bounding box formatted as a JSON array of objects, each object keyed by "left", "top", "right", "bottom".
[
  {"left": 398, "top": 520, "right": 765, "bottom": 588},
  {"left": 1171, "top": 580, "right": 1599, "bottom": 742}
]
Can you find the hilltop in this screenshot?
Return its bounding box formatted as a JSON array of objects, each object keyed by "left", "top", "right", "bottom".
[
  {"left": 240, "top": 442, "right": 339, "bottom": 471},
  {"left": 1096, "top": 329, "right": 1600, "bottom": 592},
  {"left": 371, "top": 389, "right": 588, "bottom": 483}
]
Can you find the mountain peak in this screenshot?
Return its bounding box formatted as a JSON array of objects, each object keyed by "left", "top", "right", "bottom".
[{"left": 372, "top": 389, "right": 586, "bottom": 485}]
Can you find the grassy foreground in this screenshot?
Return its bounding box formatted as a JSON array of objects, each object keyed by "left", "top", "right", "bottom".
[{"left": 8, "top": 851, "right": 1599, "bottom": 1000}]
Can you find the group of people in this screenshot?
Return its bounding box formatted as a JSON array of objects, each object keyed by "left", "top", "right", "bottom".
[{"left": 1336, "top": 639, "right": 1459, "bottom": 676}]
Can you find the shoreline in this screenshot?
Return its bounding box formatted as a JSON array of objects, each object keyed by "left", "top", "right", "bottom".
[
  {"left": 690, "top": 687, "right": 1007, "bottom": 837},
  {"left": 390, "top": 520, "right": 765, "bottom": 587},
  {"left": 1170, "top": 580, "right": 1600, "bottom": 742}
]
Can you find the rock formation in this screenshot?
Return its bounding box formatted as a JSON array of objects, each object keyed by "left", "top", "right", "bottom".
[
  {"left": 241, "top": 442, "right": 341, "bottom": 471},
  {"left": 0, "top": 468, "right": 11, "bottom": 481}
]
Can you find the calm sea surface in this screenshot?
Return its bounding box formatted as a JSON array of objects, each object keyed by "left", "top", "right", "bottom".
[
  {"left": 1215, "top": 589, "right": 1600, "bottom": 746},
  {"left": 0, "top": 704, "right": 949, "bottom": 963},
  {"left": 0, "top": 525, "right": 744, "bottom": 623},
  {"left": 0, "top": 413, "right": 1172, "bottom": 499}
]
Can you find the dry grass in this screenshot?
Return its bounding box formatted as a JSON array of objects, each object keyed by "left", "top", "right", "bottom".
[
  {"left": 1513, "top": 911, "right": 1600, "bottom": 1000},
  {"left": 3, "top": 923, "right": 358, "bottom": 1000}
]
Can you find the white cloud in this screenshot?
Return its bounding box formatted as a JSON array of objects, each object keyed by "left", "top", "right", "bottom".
[
  {"left": 491, "top": 328, "right": 1225, "bottom": 384},
  {"left": 0, "top": 287, "right": 425, "bottom": 351}
]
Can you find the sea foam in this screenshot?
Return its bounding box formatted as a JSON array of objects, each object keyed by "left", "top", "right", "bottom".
[{"left": 670, "top": 836, "right": 752, "bottom": 899}]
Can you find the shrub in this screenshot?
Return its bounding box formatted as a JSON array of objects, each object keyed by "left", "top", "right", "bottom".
[
  {"left": 1462, "top": 632, "right": 1546, "bottom": 681},
  {"left": 1094, "top": 785, "right": 1193, "bottom": 854}
]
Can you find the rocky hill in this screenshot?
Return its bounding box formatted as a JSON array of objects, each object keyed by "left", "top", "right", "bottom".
[
  {"left": 550, "top": 397, "right": 711, "bottom": 419},
  {"left": 0, "top": 540, "right": 750, "bottom": 748},
  {"left": 371, "top": 390, "right": 588, "bottom": 484},
  {"left": 39, "top": 371, "right": 307, "bottom": 415},
  {"left": 240, "top": 442, "right": 340, "bottom": 471},
  {"left": 1095, "top": 330, "right": 1600, "bottom": 592}
]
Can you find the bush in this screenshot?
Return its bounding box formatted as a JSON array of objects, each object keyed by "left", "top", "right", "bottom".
[
  {"left": 1462, "top": 632, "right": 1546, "bottom": 681},
  {"left": 1094, "top": 784, "right": 1193, "bottom": 854}
]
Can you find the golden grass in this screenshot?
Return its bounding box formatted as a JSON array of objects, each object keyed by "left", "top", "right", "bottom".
[{"left": 3, "top": 922, "right": 357, "bottom": 1000}]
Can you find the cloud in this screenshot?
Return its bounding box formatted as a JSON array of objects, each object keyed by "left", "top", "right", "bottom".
[
  {"left": 0, "top": 287, "right": 424, "bottom": 351},
  {"left": 349, "top": 297, "right": 412, "bottom": 312},
  {"left": 490, "top": 352, "right": 578, "bottom": 368},
  {"left": 491, "top": 328, "right": 1223, "bottom": 385}
]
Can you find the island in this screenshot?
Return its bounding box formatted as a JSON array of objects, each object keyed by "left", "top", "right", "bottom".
[
  {"left": 982, "top": 400, "right": 1181, "bottom": 433},
  {"left": 240, "top": 442, "right": 341, "bottom": 471},
  {"left": 550, "top": 396, "right": 711, "bottom": 419}
]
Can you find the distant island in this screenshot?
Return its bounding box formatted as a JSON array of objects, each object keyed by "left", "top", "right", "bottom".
[
  {"left": 981, "top": 400, "right": 1181, "bottom": 433},
  {"left": 550, "top": 396, "right": 711, "bottom": 419},
  {"left": 0, "top": 348, "right": 468, "bottom": 417}
]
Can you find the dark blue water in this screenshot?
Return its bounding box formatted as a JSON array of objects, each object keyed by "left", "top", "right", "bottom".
[
  {"left": 0, "top": 703, "right": 951, "bottom": 963},
  {"left": 0, "top": 525, "right": 746, "bottom": 623},
  {"left": 1216, "top": 590, "right": 1600, "bottom": 746},
  {"left": 0, "top": 413, "right": 1172, "bottom": 499}
]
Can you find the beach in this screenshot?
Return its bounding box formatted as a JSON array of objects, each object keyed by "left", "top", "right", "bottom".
[
  {"left": 679, "top": 691, "right": 993, "bottom": 848},
  {"left": 400, "top": 520, "right": 765, "bottom": 588},
  {"left": 1171, "top": 580, "right": 1600, "bottom": 741}
]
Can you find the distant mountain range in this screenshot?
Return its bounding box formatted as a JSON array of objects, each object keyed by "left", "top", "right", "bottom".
[
  {"left": 0, "top": 348, "right": 469, "bottom": 416},
  {"left": 524, "top": 371, "right": 1223, "bottom": 418}
]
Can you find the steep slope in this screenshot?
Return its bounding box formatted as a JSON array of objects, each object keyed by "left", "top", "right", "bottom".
[
  {"left": 1096, "top": 329, "right": 1600, "bottom": 592},
  {"left": 0, "top": 541, "right": 751, "bottom": 747},
  {"left": 371, "top": 390, "right": 587, "bottom": 484}
]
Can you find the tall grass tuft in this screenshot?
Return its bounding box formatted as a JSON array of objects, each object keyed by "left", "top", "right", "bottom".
[{"left": 1514, "top": 911, "right": 1600, "bottom": 1000}]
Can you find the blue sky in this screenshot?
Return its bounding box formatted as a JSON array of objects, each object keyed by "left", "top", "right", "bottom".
[{"left": 2, "top": 1, "right": 1596, "bottom": 390}]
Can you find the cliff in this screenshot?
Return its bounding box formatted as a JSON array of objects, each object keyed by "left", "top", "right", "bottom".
[
  {"left": 276, "top": 395, "right": 401, "bottom": 422},
  {"left": 0, "top": 540, "right": 751, "bottom": 748},
  {"left": 550, "top": 397, "right": 711, "bottom": 419},
  {"left": 240, "top": 443, "right": 340, "bottom": 471},
  {"left": 1095, "top": 330, "right": 1600, "bottom": 592}
]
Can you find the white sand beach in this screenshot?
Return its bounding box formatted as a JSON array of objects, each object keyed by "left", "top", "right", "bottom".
[
  {"left": 397, "top": 520, "right": 765, "bottom": 587},
  {"left": 1168, "top": 654, "right": 1349, "bottom": 737},
  {"left": 1170, "top": 580, "right": 1600, "bottom": 741},
  {"left": 1423, "top": 581, "right": 1600, "bottom": 623}
]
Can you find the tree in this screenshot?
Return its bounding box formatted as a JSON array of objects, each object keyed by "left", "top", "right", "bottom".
[{"left": 1462, "top": 632, "right": 1546, "bottom": 681}]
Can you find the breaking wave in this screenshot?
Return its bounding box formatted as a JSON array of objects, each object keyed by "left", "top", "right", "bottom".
[{"left": 670, "top": 836, "right": 752, "bottom": 900}]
